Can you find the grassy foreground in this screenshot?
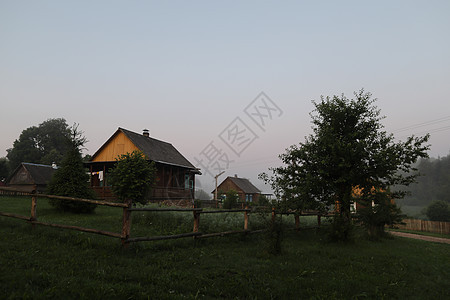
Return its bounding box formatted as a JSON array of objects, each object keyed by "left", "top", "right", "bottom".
[{"left": 0, "top": 196, "right": 449, "bottom": 299}]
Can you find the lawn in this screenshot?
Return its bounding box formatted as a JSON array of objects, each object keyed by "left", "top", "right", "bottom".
[
  {"left": 0, "top": 195, "right": 449, "bottom": 299},
  {"left": 387, "top": 228, "right": 450, "bottom": 239}
]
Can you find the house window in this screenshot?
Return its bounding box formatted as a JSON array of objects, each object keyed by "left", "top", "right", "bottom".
[
  {"left": 245, "top": 194, "right": 253, "bottom": 202},
  {"left": 172, "top": 169, "right": 180, "bottom": 188},
  {"left": 185, "top": 174, "right": 190, "bottom": 189},
  {"left": 249, "top": 194, "right": 253, "bottom": 202}
]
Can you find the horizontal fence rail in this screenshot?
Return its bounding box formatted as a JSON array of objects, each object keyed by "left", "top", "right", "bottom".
[
  {"left": 0, "top": 187, "right": 326, "bottom": 246},
  {"left": 128, "top": 207, "right": 202, "bottom": 212},
  {"left": 38, "top": 193, "right": 129, "bottom": 208},
  {"left": 0, "top": 187, "right": 129, "bottom": 240}
]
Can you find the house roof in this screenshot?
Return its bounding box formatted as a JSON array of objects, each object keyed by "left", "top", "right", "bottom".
[
  {"left": 91, "top": 127, "right": 200, "bottom": 173},
  {"left": 215, "top": 176, "right": 261, "bottom": 194},
  {"left": 8, "top": 163, "right": 56, "bottom": 185}
]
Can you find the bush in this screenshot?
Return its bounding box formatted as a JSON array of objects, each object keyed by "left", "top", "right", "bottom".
[
  {"left": 356, "top": 192, "right": 405, "bottom": 240},
  {"left": 426, "top": 201, "right": 450, "bottom": 222},
  {"left": 108, "top": 150, "right": 156, "bottom": 205},
  {"left": 258, "top": 194, "right": 270, "bottom": 207},
  {"left": 222, "top": 189, "right": 239, "bottom": 209},
  {"left": 327, "top": 213, "right": 354, "bottom": 242},
  {"left": 193, "top": 199, "right": 202, "bottom": 208},
  {"left": 264, "top": 214, "right": 284, "bottom": 255}
]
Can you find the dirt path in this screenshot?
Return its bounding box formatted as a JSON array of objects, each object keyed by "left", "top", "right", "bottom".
[{"left": 389, "top": 231, "right": 450, "bottom": 244}]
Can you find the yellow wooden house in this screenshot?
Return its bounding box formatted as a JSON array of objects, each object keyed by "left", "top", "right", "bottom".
[{"left": 86, "top": 127, "right": 200, "bottom": 202}]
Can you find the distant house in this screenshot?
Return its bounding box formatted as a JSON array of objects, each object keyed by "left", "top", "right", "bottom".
[
  {"left": 7, "top": 163, "right": 57, "bottom": 193},
  {"left": 86, "top": 127, "right": 200, "bottom": 202},
  {"left": 213, "top": 175, "right": 261, "bottom": 204}
]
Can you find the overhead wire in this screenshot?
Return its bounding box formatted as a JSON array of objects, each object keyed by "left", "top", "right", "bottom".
[{"left": 392, "top": 115, "right": 450, "bottom": 133}]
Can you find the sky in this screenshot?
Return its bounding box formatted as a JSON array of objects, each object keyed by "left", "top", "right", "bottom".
[{"left": 1, "top": 1, "right": 449, "bottom": 194}]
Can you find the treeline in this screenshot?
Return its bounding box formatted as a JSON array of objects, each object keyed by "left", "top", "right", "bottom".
[
  {"left": 398, "top": 154, "right": 450, "bottom": 207},
  {"left": 0, "top": 118, "right": 90, "bottom": 182}
]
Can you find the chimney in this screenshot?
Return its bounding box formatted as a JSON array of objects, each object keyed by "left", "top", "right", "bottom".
[
  {"left": 234, "top": 174, "right": 238, "bottom": 178},
  {"left": 143, "top": 129, "right": 149, "bottom": 137}
]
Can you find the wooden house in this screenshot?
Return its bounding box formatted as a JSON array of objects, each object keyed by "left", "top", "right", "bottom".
[
  {"left": 213, "top": 175, "right": 261, "bottom": 204},
  {"left": 86, "top": 128, "right": 200, "bottom": 202},
  {"left": 6, "top": 163, "right": 57, "bottom": 193}
]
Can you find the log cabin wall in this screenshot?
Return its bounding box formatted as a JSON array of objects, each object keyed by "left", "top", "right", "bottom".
[
  {"left": 87, "top": 128, "right": 199, "bottom": 202},
  {"left": 214, "top": 176, "right": 261, "bottom": 204},
  {"left": 91, "top": 131, "right": 139, "bottom": 162},
  {"left": 216, "top": 179, "right": 246, "bottom": 202}
]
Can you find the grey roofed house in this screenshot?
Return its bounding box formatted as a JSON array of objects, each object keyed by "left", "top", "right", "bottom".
[
  {"left": 213, "top": 175, "right": 261, "bottom": 204},
  {"left": 226, "top": 176, "right": 261, "bottom": 194},
  {"left": 7, "top": 162, "right": 57, "bottom": 193},
  {"left": 87, "top": 127, "right": 200, "bottom": 202}
]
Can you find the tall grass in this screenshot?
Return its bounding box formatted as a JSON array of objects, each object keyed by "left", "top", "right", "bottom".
[{"left": 1, "top": 195, "right": 449, "bottom": 299}]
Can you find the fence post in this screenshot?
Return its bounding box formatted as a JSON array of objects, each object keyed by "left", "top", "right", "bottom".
[
  {"left": 30, "top": 190, "right": 37, "bottom": 228},
  {"left": 271, "top": 207, "right": 276, "bottom": 223},
  {"left": 295, "top": 214, "right": 300, "bottom": 232},
  {"left": 193, "top": 210, "right": 200, "bottom": 233},
  {"left": 317, "top": 214, "right": 321, "bottom": 228},
  {"left": 121, "top": 199, "right": 132, "bottom": 246},
  {"left": 244, "top": 206, "right": 249, "bottom": 230}
]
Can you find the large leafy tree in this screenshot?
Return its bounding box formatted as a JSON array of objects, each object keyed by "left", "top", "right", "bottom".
[
  {"left": 7, "top": 118, "right": 71, "bottom": 171},
  {"left": 261, "top": 90, "right": 429, "bottom": 240},
  {"left": 47, "top": 124, "right": 97, "bottom": 213}
]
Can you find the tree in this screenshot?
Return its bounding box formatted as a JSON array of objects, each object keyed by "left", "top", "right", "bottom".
[
  {"left": 108, "top": 150, "right": 156, "bottom": 205},
  {"left": 258, "top": 194, "right": 270, "bottom": 206},
  {"left": 261, "top": 90, "right": 429, "bottom": 241},
  {"left": 47, "top": 124, "right": 97, "bottom": 213},
  {"left": 426, "top": 200, "right": 450, "bottom": 222},
  {"left": 0, "top": 157, "right": 10, "bottom": 182},
  {"left": 223, "top": 189, "right": 239, "bottom": 209},
  {"left": 6, "top": 118, "right": 71, "bottom": 172}
]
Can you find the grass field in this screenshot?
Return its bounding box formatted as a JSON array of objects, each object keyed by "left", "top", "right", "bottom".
[
  {"left": 0, "top": 195, "right": 449, "bottom": 299},
  {"left": 387, "top": 228, "right": 450, "bottom": 239}
]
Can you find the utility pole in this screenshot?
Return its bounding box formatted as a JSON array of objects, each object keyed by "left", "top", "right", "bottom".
[{"left": 214, "top": 171, "right": 225, "bottom": 208}]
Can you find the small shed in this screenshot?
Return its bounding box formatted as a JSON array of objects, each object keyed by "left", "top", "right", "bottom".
[
  {"left": 7, "top": 163, "right": 57, "bottom": 193},
  {"left": 213, "top": 175, "right": 261, "bottom": 204}
]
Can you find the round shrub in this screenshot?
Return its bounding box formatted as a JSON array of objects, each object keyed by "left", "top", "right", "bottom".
[
  {"left": 108, "top": 150, "right": 156, "bottom": 205},
  {"left": 426, "top": 200, "right": 450, "bottom": 222},
  {"left": 223, "top": 189, "right": 239, "bottom": 209}
]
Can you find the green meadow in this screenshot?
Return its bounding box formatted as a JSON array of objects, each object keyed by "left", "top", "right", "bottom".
[{"left": 0, "top": 196, "right": 449, "bottom": 299}]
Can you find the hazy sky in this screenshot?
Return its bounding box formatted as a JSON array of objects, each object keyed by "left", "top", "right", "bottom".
[{"left": 1, "top": 1, "right": 449, "bottom": 193}]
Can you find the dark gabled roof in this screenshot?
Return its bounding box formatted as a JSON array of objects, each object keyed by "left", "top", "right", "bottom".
[
  {"left": 215, "top": 176, "right": 261, "bottom": 194},
  {"left": 228, "top": 177, "right": 261, "bottom": 194},
  {"left": 8, "top": 163, "right": 56, "bottom": 185},
  {"left": 92, "top": 127, "right": 199, "bottom": 172}
]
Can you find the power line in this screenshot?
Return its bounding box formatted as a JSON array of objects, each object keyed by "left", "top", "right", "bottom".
[
  {"left": 397, "top": 125, "right": 450, "bottom": 139},
  {"left": 397, "top": 126, "right": 450, "bottom": 138},
  {"left": 392, "top": 115, "right": 450, "bottom": 133}
]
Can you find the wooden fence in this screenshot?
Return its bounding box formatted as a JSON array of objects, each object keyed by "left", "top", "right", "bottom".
[
  {"left": 395, "top": 218, "right": 450, "bottom": 235},
  {"left": 0, "top": 187, "right": 325, "bottom": 246}
]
